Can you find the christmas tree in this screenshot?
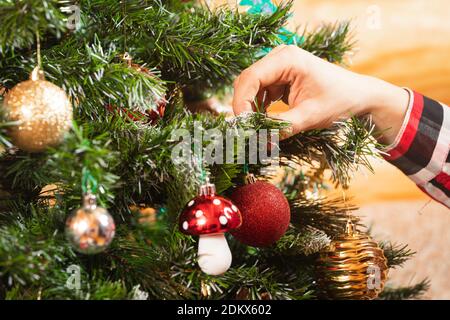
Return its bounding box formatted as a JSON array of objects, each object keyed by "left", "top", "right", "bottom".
[{"left": 0, "top": 0, "right": 429, "bottom": 300}]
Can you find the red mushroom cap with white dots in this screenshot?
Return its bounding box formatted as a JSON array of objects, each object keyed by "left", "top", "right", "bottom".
[{"left": 179, "top": 191, "right": 242, "bottom": 236}]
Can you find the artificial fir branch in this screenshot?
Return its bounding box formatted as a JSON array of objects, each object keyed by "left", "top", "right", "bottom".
[
  {"left": 379, "top": 241, "right": 416, "bottom": 269},
  {"left": 290, "top": 197, "right": 360, "bottom": 238},
  {"left": 379, "top": 279, "right": 430, "bottom": 300},
  {"left": 300, "top": 21, "right": 354, "bottom": 64},
  {"left": 281, "top": 116, "right": 381, "bottom": 187},
  {"left": 0, "top": 205, "right": 76, "bottom": 299},
  {"left": 0, "top": 1, "right": 352, "bottom": 101},
  {"left": 274, "top": 226, "right": 331, "bottom": 256},
  {"left": 0, "top": 0, "right": 67, "bottom": 52},
  {"left": 0, "top": 38, "right": 168, "bottom": 120},
  {"left": 94, "top": 0, "right": 291, "bottom": 88},
  {"left": 0, "top": 106, "right": 13, "bottom": 149}
]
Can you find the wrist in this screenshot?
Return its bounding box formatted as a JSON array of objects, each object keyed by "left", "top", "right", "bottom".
[{"left": 357, "top": 75, "right": 410, "bottom": 145}]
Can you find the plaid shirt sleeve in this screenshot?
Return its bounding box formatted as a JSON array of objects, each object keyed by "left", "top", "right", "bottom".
[{"left": 383, "top": 89, "right": 450, "bottom": 209}]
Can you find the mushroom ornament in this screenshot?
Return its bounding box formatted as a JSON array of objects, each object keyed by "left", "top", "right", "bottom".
[{"left": 179, "top": 182, "right": 242, "bottom": 275}]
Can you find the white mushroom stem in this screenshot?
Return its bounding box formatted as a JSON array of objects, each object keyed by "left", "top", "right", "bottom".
[{"left": 197, "top": 233, "right": 232, "bottom": 275}]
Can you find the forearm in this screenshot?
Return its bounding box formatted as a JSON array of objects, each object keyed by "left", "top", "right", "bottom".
[{"left": 356, "top": 75, "right": 410, "bottom": 145}]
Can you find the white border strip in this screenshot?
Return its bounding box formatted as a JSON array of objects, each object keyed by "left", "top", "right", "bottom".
[{"left": 382, "top": 88, "right": 415, "bottom": 152}]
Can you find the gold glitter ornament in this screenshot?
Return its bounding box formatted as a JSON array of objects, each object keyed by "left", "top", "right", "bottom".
[
  {"left": 65, "top": 193, "right": 116, "bottom": 254},
  {"left": 39, "top": 184, "right": 62, "bottom": 207},
  {"left": 316, "top": 219, "right": 388, "bottom": 300},
  {"left": 129, "top": 204, "right": 158, "bottom": 226},
  {"left": 2, "top": 67, "right": 72, "bottom": 152}
]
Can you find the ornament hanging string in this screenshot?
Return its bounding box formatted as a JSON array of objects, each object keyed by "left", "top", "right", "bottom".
[
  {"left": 196, "top": 153, "right": 208, "bottom": 184},
  {"left": 203, "top": 0, "right": 213, "bottom": 13},
  {"left": 190, "top": 138, "right": 209, "bottom": 185},
  {"left": 82, "top": 167, "right": 98, "bottom": 194},
  {"left": 31, "top": 30, "right": 45, "bottom": 81},
  {"left": 121, "top": 1, "right": 128, "bottom": 52},
  {"left": 341, "top": 189, "right": 350, "bottom": 217},
  {"left": 122, "top": 52, "right": 132, "bottom": 67},
  {"left": 341, "top": 189, "right": 354, "bottom": 235},
  {"left": 243, "top": 162, "right": 249, "bottom": 175},
  {"left": 35, "top": 30, "right": 42, "bottom": 70},
  {"left": 242, "top": 162, "right": 257, "bottom": 184}
]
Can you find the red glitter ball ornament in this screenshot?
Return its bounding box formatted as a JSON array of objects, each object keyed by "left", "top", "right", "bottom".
[{"left": 230, "top": 175, "right": 290, "bottom": 247}]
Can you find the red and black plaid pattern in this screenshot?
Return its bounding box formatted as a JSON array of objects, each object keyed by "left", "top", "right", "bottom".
[{"left": 383, "top": 89, "right": 450, "bottom": 208}]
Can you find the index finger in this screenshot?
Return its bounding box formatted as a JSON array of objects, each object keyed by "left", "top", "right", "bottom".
[{"left": 232, "top": 49, "right": 290, "bottom": 115}]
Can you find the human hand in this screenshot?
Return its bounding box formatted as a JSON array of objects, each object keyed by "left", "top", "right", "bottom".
[{"left": 232, "top": 45, "right": 409, "bottom": 144}]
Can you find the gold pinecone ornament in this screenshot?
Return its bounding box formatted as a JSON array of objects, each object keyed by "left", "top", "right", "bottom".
[
  {"left": 316, "top": 220, "right": 388, "bottom": 299},
  {"left": 2, "top": 67, "right": 72, "bottom": 152}
]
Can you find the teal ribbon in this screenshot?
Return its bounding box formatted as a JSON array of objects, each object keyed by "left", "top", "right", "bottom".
[
  {"left": 240, "top": 0, "right": 304, "bottom": 56},
  {"left": 240, "top": 0, "right": 277, "bottom": 14},
  {"left": 81, "top": 167, "right": 98, "bottom": 194},
  {"left": 243, "top": 162, "right": 249, "bottom": 175},
  {"left": 157, "top": 206, "right": 167, "bottom": 218}
]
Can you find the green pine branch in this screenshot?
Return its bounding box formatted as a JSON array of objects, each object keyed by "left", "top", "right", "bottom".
[
  {"left": 273, "top": 226, "right": 331, "bottom": 256},
  {"left": 379, "top": 279, "right": 430, "bottom": 300},
  {"left": 300, "top": 21, "right": 354, "bottom": 64},
  {"left": 0, "top": 0, "right": 67, "bottom": 52},
  {"left": 380, "top": 241, "right": 416, "bottom": 269},
  {"left": 281, "top": 116, "right": 381, "bottom": 187},
  {"left": 290, "top": 197, "right": 360, "bottom": 238}
]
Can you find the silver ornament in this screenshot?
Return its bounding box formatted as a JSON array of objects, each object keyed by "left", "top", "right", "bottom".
[{"left": 65, "top": 193, "right": 115, "bottom": 254}]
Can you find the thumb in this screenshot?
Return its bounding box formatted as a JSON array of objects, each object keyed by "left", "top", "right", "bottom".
[{"left": 270, "top": 107, "right": 311, "bottom": 139}]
